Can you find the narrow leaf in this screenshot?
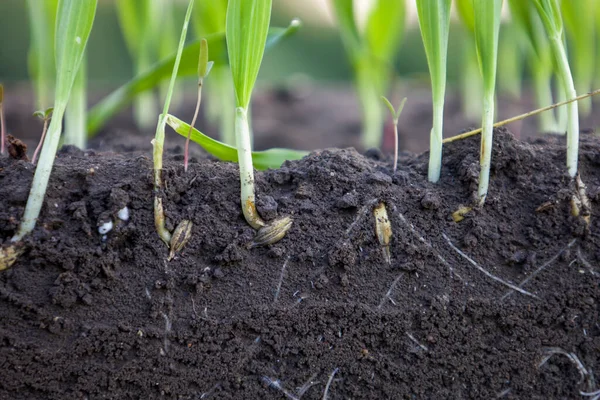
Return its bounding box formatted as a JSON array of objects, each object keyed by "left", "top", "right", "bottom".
[
  {"left": 166, "top": 114, "right": 308, "bottom": 170},
  {"left": 87, "top": 23, "right": 300, "bottom": 135}
]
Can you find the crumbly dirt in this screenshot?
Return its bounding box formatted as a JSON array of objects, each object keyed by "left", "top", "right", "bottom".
[{"left": 0, "top": 123, "right": 599, "bottom": 399}]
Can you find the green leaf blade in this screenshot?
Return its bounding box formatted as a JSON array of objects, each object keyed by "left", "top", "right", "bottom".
[
  {"left": 166, "top": 114, "right": 308, "bottom": 170},
  {"left": 226, "top": 0, "right": 273, "bottom": 109}
]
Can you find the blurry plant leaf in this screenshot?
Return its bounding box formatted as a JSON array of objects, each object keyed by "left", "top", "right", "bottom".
[
  {"left": 331, "top": 0, "right": 362, "bottom": 61},
  {"left": 165, "top": 114, "right": 308, "bottom": 170},
  {"left": 455, "top": 0, "right": 476, "bottom": 34},
  {"left": 365, "top": 0, "right": 406, "bottom": 63},
  {"left": 193, "top": 0, "right": 227, "bottom": 36},
  {"left": 226, "top": 0, "right": 273, "bottom": 109},
  {"left": 87, "top": 21, "right": 300, "bottom": 135}
]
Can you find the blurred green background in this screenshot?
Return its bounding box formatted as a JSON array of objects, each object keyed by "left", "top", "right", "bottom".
[{"left": 0, "top": 0, "right": 468, "bottom": 88}]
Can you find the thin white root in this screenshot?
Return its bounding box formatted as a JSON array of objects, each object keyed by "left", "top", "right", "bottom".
[
  {"left": 274, "top": 256, "right": 291, "bottom": 303},
  {"left": 262, "top": 376, "right": 299, "bottom": 400},
  {"left": 539, "top": 347, "right": 591, "bottom": 387},
  {"left": 577, "top": 247, "right": 598, "bottom": 277},
  {"left": 297, "top": 373, "right": 319, "bottom": 397},
  {"left": 406, "top": 332, "right": 428, "bottom": 352},
  {"left": 345, "top": 199, "right": 379, "bottom": 236},
  {"left": 501, "top": 239, "right": 577, "bottom": 301},
  {"left": 378, "top": 274, "right": 403, "bottom": 309},
  {"left": 322, "top": 368, "right": 339, "bottom": 400},
  {"left": 442, "top": 233, "right": 538, "bottom": 299},
  {"left": 393, "top": 207, "right": 465, "bottom": 283}
]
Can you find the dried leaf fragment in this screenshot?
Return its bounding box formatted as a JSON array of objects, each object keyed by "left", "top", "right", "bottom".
[
  {"left": 168, "top": 219, "right": 193, "bottom": 261},
  {"left": 251, "top": 217, "right": 293, "bottom": 248},
  {"left": 0, "top": 245, "right": 23, "bottom": 271},
  {"left": 452, "top": 206, "right": 472, "bottom": 223},
  {"left": 373, "top": 202, "right": 392, "bottom": 264}
]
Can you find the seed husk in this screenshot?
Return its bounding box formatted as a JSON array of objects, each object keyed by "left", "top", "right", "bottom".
[
  {"left": 251, "top": 217, "right": 292, "bottom": 248},
  {"left": 571, "top": 174, "right": 591, "bottom": 225},
  {"left": 373, "top": 202, "right": 392, "bottom": 264},
  {"left": 0, "top": 245, "right": 23, "bottom": 271},
  {"left": 452, "top": 206, "right": 472, "bottom": 222},
  {"left": 168, "top": 219, "right": 193, "bottom": 261}
]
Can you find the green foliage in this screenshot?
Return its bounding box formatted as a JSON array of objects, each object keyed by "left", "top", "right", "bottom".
[
  {"left": 87, "top": 22, "right": 300, "bottom": 135},
  {"left": 226, "top": 0, "right": 272, "bottom": 109},
  {"left": 472, "top": 0, "right": 503, "bottom": 204},
  {"left": 26, "top": 0, "right": 58, "bottom": 110},
  {"left": 166, "top": 114, "right": 308, "bottom": 170},
  {"left": 415, "top": 0, "right": 451, "bottom": 183},
  {"left": 332, "top": 0, "right": 406, "bottom": 148},
  {"left": 13, "top": 0, "right": 97, "bottom": 242},
  {"left": 561, "top": 0, "right": 595, "bottom": 116}
]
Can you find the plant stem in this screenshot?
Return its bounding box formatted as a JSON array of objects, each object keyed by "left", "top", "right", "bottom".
[
  {"left": 357, "top": 68, "right": 384, "bottom": 149},
  {"left": 32, "top": 117, "right": 49, "bottom": 165},
  {"left": 152, "top": 0, "right": 195, "bottom": 245},
  {"left": 12, "top": 103, "right": 66, "bottom": 242},
  {"left": 184, "top": 78, "right": 203, "bottom": 172},
  {"left": 235, "top": 107, "right": 265, "bottom": 230},
  {"left": 550, "top": 36, "right": 579, "bottom": 177},
  {"left": 64, "top": 56, "right": 87, "bottom": 148},
  {"left": 428, "top": 93, "right": 444, "bottom": 183},
  {"left": 532, "top": 65, "right": 560, "bottom": 132},
  {"left": 478, "top": 93, "right": 494, "bottom": 205}
]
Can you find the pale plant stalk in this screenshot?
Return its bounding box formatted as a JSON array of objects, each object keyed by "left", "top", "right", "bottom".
[
  {"left": 32, "top": 117, "right": 50, "bottom": 165},
  {"left": 478, "top": 93, "right": 495, "bottom": 204},
  {"left": 13, "top": 103, "right": 66, "bottom": 241},
  {"left": 152, "top": 0, "right": 195, "bottom": 245},
  {"left": 184, "top": 80, "right": 202, "bottom": 172},
  {"left": 64, "top": 56, "right": 86, "bottom": 148},
  {"left": 551, "top": 39, "right": 578, "bottom": 176},
  {"left": 236, "top": 107, "right": 264, "bottom": 230}
]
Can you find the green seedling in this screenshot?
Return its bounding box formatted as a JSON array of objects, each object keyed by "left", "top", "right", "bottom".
[
  {"left": 27, "top": 0, "right": 88, "bottom": 149},
  {"left": 193, "top": 0, "right": 235, "bottom": 145},
  {"left": 115, "top": 0, "right": 159, "bottom": 130},
  {"left": 184, "top": 38, "right": 213, "bottom": 172},
  {"left": 31, "top": 108, "right": 54, "bottom": 165},
  {"left": 63, "top": 57, "right": 86, "bottom": 148},
  {"left": 497, "top": 20, "right": 524, "bottom": 101},
  {"left": 508, "top": 0, "right": 561, "bottom": 132},
  {"left": 0, "top": 84, "right": 5, "bottom": 155},
  {"left": 227, "top": 0, "right": 292, "bottom": 245},
  {"left": 332, "top": 0, "right": 406, "bottom": 149},
  {"left": 12, "top": 0, "right": 97, "bottom": 242},
  {"left": 381, "top": 96, "right": 407, "bottom": 172},
  {"left": 560, "top": 0, "right": 595, "bottom": 117},
  {"left": 533, "top": 0, "right": 579, "bottom": 177},
  {"left": 415, "top": 0, "right": 451, "bottom": 183},
  {"left": 165, "top": 114, "right": 308, "bottom": 170},
  {"left": 473, "top": 0, "right": 502, "bottom": 205},
  {"left": 26, "top": 0, "right": 58, "bottom": 111},
  {"left": 86, "top": 21, "right": 301, "bottom": 136},
  {"left": 152, "top": 0, "right": 196, "bottom": 247},
  {"left": 455, "top": 0, "right": 483, "bottom": 122}
]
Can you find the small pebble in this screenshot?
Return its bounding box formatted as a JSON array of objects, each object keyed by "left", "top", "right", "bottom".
[{"left": 117, "top": 206, "right": 130, "bottom": 221}]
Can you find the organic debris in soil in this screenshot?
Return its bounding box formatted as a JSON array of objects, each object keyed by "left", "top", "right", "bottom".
[{"left": 0, "top": 128, "right": 598, "bottom": 399}]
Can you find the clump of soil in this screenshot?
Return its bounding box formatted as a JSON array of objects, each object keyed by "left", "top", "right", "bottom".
[{"left": 0, "top": 127, "right": 599, "bottom": 399}]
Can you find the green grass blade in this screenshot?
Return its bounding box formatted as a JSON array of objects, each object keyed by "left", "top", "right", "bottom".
[
  {"left": 166, "top": 114, "right": 308, "bottom": 170},
  {"left": 561, "top": 0, "right": 595, "bottom": 116},
  {"left": 13, "top": 0, "right": 97, "bottom": 242},
  {"left": 416, "top": 0, "right": 451, "bottom": 183},
  {"left": 226, "top": 0, "right": 273, "bottom": 109},
  {"left": 331, "top": 0, "right": 362, "bottom": 61},
  {"left": 365, "top": 0, "right": 406, "bottom": 63},
  {"left": 473, "top": 0, "right": 502, "bottom": 204},
  {"left": 63, "top": 55, "right": 87, "bottom": 148},
  {"left": 26, "top": 0, "right": 58, "bottom": 110},
  {"left": 533, "top": 0, "right": 579, "bottom": 177},
  {"left": 87, "top": 22, "right": 300, "bottom": 136}
]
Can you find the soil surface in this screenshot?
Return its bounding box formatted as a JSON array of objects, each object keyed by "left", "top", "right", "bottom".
[{"left": 1, "top": 116, "right": 599, "bottom": 399}]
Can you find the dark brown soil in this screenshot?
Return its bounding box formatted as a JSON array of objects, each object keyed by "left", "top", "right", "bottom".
[{"left": 1, "top": 116, "right": 599, "bottom": 399}]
